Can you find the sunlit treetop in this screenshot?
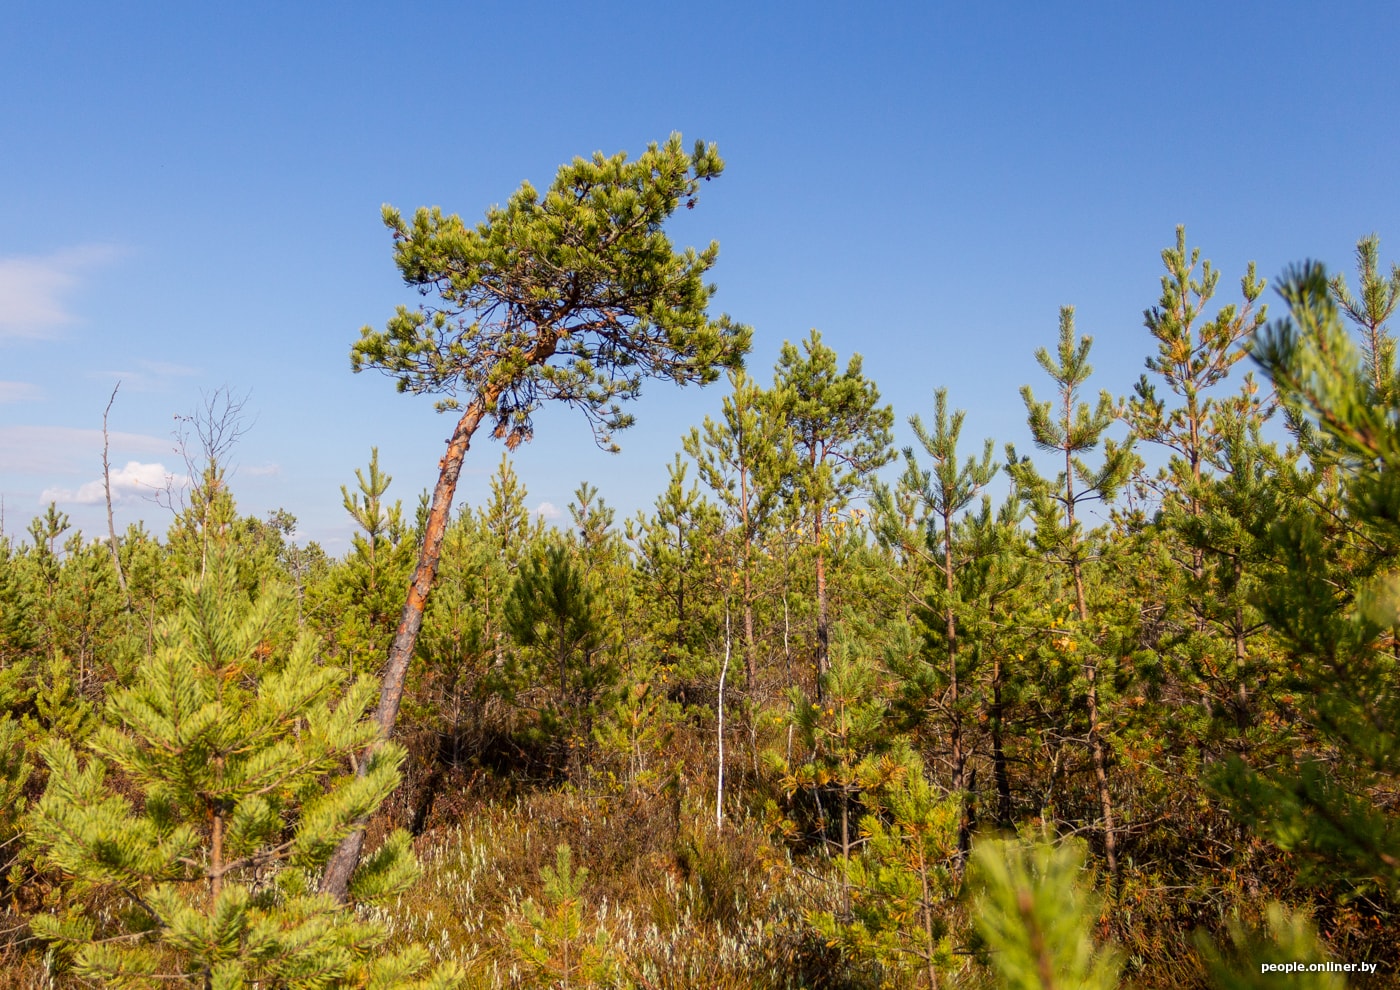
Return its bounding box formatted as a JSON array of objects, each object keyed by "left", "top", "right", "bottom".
[{"left": 351, "top": 134, "right": 751, "bottom": 451}]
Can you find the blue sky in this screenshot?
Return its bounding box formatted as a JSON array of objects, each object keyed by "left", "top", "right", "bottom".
[{"left": 3, "top": 2, "right": 1397, "bottom": 553}]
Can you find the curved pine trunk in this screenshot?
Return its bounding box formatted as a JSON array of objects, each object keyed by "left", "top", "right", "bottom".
[{"left": 320, "top": 395, "right": 489, "bottom": 902}]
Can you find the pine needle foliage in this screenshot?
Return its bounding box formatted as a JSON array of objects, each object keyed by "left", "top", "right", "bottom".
[
  {"left": 27, "top": 558, "right": 461, "bottom": 988},
  {"left": 1006, "top": 307, "right": 1137, "bottom": 881},
  {"left": 350, "top": 133, "right": 751, "bottom": 447},
  {"left": 500, "top": 539, "right": 617, "bottom": 778},
  {"left": 971, "top": 838, "right": 1121, "bottom": 990},
  {"left": 771, "top": 330, "right": 894, "bottom": 691},
  {"left": 1128, "top": 224, "right": 1267, "bottom": 485},
  {"left": 324, "top": 134, "right": 751, "bottom": 902},
  {"left": 1219, "top": 262, "right": 1400, "bottom": 897},
  {"left": 811, "top": 751, "right": 961, "bottom": 988},
  {"left": 1197, "top": 902, "right": 1347, "bottom": 990},
  {"left": 505, "top": 843, "right": 621, "bottom": 989},
  {"left": 0, "top": 710, "right": 31, "bottom": 906},
  {"left": 1329, "top": 234, "right": 1400, "bottom": 405}
]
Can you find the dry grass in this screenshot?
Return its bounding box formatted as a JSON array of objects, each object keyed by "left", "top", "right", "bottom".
[{"left": 369, "top": 781, "right": 873, "bottom": 989}]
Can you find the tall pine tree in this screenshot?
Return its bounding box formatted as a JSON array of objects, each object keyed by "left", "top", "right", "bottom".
[{"left": 1007, "top": 307, "right": 1137, "bottom": 881}]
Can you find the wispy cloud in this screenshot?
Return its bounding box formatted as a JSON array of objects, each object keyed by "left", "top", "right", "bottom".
[
  {"left": 0, "top": 381, "right": 43, "bottom": 404},
  {"left": 533, "top": 500, "right": 562, "bottom": 521},
  {"left": 245, "top": 462, "right": 281, "bottom": 477},
  {"left": 89, "top": 359, "right": 200, "bottom": 392},
  {"left": 0, "top": 425, "right": 172, "bottom": 475},
  {"left": 0, "top": 245, "right": 125, "bottom": 339},
  {"left": 41, "top": 461, "right": 187, "bottom": 506}
]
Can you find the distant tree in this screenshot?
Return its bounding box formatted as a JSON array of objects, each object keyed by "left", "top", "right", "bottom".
[
  {"left": 902, "top": 388, "right": 997, "bottom": 855},
  {"left": 482, "top": 454, "right": 538, "bottom": 572},
  {"left": 772, "top": 634, "right": 894, "bottom": 918},
  {"left": 1007, "top": 307, "right": 1137, "bottom": 880},
  {"left": 27, "top": 502, "right": 70, "bottom": 600},
  {"left": 0, "top": 533, "right": 35, "bottom": 669},
  {"left": 327, "top": 133, "right": 749, "bottom": 897},
  {"left": 951, "top": 494, "right": 1031, "bottom": 829},
  {"left": 340, "top": 448, "right": 407, "bottom": 617},
  {"left": 567, "top": 481, "right": 619, "bottom": 571},
  {"left": 771, "top": 331, "right": 893, "bottom": 695},
  {"left": 685, "top": 368, "right": 794, "bottom": 693},
  {"left": 566, "top": 481, "right": 633, "bottom": 670},
  {"left": 1125, "top": 229, "right": 1272, "bottom": 732},
  {"left": 503, "top": 541, "right": 615, "bottom": 778},
  {"left": 164, "top": 387, "right": 252, "bottom": 581},
  {"left": 44, "top": 533, "right": 122, "bottom": 701},
  {"left": 1127, "top": 225, "right": 1267, "bottom": 531},
  {"left": 411, "top": 507, "right": 501, "bottom": 769},
  {"left": 1329, "top": 233, "right": 1400, "bottom": 403},
  {"left": 410, "top": 457, "right": 542, "bottom": 765},
  {"left": 630, "top": 455, "right": 724, "bottom": 666},
  {"left": 332, "top": 448, "right": 414, "bottom": 672}
]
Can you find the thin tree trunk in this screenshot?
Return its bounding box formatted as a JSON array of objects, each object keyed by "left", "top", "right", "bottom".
[
  {"left": 783, "top": 592, "right": 791, "bottom": 685},
  {"left": 840, "top": 780, "right": 851, "bottom": 921},
  {"left": 743, "top": 580, "right": 759, "bottom": 779},
  {"left": 1075, "top": 555, "right": 1118, "bottom": 882},
  {"left": 991, "top": 655, "right": 1013, "bottom": 828},
  {"left": 1233, "top": 599, "right": 1251, "bottom": 734},
  {"left": 102, "top": 382, "right": 129, "bottom": 605},
  {"left": 919, "top": 849, "right": 939, "bottom": 989},
  {"left": 1087, "top": 669, "right": 1118, "bottom": 879},
  {"left": 716, "top": 603, "right": 730, "bottom": 830},
  {"left": 1068, "top": 439, "right": 1117, "bottom": 883},
  {"left": 211, "top": 811, "right": 223, "bottom": 901},
  {"left": 741, "top": 488, "right": 756, "bottom": 693},
  {"left": 320, "top": 394, "right": 491, "bottom": 902},
  {"left": 943, "top": 504, "right": 969, "bottom": 862},
  {"left": 815, "top": 505, "right": 829, "bottom": 701}
]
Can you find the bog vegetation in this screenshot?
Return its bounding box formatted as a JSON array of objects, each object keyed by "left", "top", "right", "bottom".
[{"left": 2, "top": 138, "right": 1399, "bottom": 987}]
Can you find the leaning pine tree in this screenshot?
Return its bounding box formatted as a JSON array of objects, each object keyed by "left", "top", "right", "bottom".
[
  {"left": 323, "top": 133, "right": 750, "bottom": 898},
  {"left": 28, "top": 559, "right": 461, "bottom": 989}
]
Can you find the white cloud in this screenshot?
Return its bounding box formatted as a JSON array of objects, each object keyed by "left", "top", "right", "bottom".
[
  {"left": 41, "top": 461, "right": 188, "bottom": 506},
  {"left": 0, "top": 381, "right": 43, "bottom": 403},
  {"left": 0, "top": 245, "right": 124, "bottom": 339},
  {"left": 533, "top": 500, "right": 562, "bottom": 521},
  {"left": 245, "top": 462, "right": 281, "bottom": 477}
]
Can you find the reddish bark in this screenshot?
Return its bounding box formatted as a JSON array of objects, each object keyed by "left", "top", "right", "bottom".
[{"left": 319, "top": 393, "right": 491, "bottom": 901}]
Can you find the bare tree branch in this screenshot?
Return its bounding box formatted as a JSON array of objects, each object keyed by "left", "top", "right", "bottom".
[{"left": 102, "top": 381, "right": 130, "bottom": 606}]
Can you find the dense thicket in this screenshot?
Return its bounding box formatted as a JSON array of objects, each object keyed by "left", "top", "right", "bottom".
[{"left": 2, "top": 227, "right": 1399, "bottom": 987}]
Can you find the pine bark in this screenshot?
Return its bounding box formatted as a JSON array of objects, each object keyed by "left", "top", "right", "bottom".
[
  {"left": 1068, "top": 441, "right": 1118, "bottom": 883},
  {"left": 944, "top": 504, "right": 969, "bottom": 860},
  {"left": 320, "top": 393, "right": 492, "bottom": 902}
]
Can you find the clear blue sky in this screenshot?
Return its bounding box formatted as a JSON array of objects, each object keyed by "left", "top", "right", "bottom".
[{"left": 3, "top": 2, "right": 1397, "bottom": 553}]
